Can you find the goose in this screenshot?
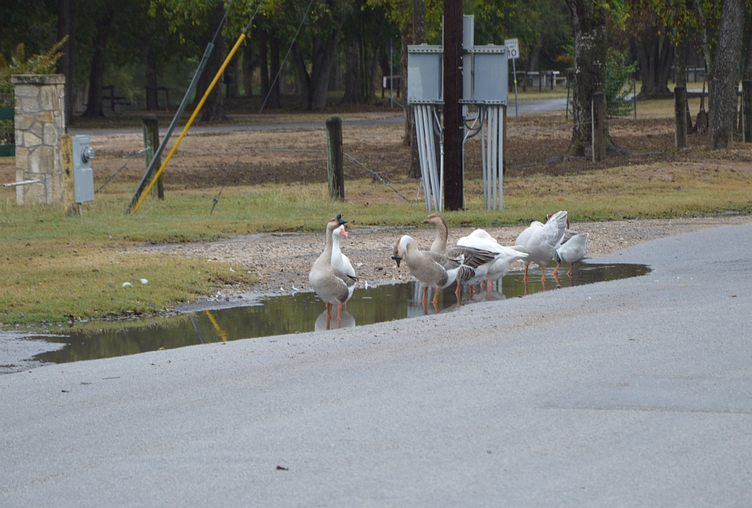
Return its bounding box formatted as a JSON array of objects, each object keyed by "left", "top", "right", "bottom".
[
  {"left": 391, "top": 235, "right": 474, "bottom": 304},
  {"left": 456, "top": 228, "right": 528, "bottom": 289},
  {"left": 331, "top": 223, "right": 356, "bottom": 279},
  {"left": 309, "top": 215, "right": 356, "bottom": 322},
  {"left": 421, "top": 213, "right": 499, "bottom": 295},
  {"left": 515, "top": 210, "right": 568, "bottom": 282},
  {"left": 553, "top": 232, "right": 589, "bottom": 277}
]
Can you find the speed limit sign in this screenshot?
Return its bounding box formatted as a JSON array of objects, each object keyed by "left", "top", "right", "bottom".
[{"left": 505, "top": 38, "right": 519, "bottom": 60}]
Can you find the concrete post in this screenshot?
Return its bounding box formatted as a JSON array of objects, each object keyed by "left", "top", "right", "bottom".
[{"left": 11, "top": 74, "right": 66, "bottom": 205}]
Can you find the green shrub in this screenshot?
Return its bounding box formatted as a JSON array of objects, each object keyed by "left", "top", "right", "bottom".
[{"left": 606, "top": 49, "right": 636, "bottom": 117}]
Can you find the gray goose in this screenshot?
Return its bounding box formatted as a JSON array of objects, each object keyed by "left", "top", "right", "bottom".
[
  {"left": 309, "top": 215, "right": 356, "bottom": 322},
  {"left": 391, "top": 235, "right": 474, "bottom": 304},
  {"left": 421, "top": 213, "right": 498, "bottom": 297}
]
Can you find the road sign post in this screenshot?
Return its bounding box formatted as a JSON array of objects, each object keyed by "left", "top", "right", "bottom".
[{"left": 505, "top": 38, "right": 519, "bottom": 118}]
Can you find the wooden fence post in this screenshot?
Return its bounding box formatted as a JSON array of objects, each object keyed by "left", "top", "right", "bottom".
[
  {"left": 743, "top": 81, "right": 752, "bottom": 143},
  {"left": 142, "top": 114, "right": 164, "bottom": 200},
  {"left": 326, "top": 116, "right": 344, "bottom": 200},
  {"left": 591, "top": 92, "right": 606, "bottom": 162},
  {"left": 674, "top": 86, "right": 687, "bottom": 148},
  {"left": 61, "top": 134, "right": 79, "bottom": 216}
]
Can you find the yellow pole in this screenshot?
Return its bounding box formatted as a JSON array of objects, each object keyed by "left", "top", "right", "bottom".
[
  {"left": 205, "top": 310, "right": 229, "bottom": 342},
  {"left": 131, "top": 33, "right": 247, "bottom": 214}
]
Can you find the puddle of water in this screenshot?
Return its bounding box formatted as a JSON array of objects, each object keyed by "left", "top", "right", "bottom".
[{"left": 23, "top": 262, "right": 648, "bottom": 367}]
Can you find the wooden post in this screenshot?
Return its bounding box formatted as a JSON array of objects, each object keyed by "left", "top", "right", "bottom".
[
  {"left": 743, "top": 80, "right": 752, "bottom": 142},
  {"left": 60, "top": 134, "right": 79, "bottom": 216},
  {"left": 591, "top": 92, "right": 606, "bottom": 162},
  {"left": 142, "top": 114, "right": 164, "bottom": 199},
  {"left": 674, "top": 86, "right": 688, "bottom": 148},
  {"left": 326, "top": 116, "right": 344, "bottom": 200},
  {"left": 443, "top": 0, "right": 464, "bottom": 210}
]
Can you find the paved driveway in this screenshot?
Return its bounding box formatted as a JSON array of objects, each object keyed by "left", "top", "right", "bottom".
[{"left": 2, "top": 222, "right": 751, "bottom": 506}]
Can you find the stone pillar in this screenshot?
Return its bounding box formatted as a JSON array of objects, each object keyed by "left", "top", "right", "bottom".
[{"left": 11, "top": 74, "right": 66, "bottom": 205}]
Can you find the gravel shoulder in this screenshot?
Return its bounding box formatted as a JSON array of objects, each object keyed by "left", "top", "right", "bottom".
[{"left": 141, "top": 215, "right": 752, "bottom": 306}]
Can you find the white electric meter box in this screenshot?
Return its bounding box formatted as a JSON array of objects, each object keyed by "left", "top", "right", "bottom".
[
  {"left": 467, "top": 45, "right": 508, "bottom": 105},
  {"left": 71, "top": 135, "right": 95, "bottom": 203},
  {"left": 407, "top": 45, "right": 443, "bottom": 105}
]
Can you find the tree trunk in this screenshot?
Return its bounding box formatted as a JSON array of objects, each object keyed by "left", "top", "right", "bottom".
[
  {"left": 564, "top": 0, "right": 611, "bottom": 157},
  {"left": 674, "top": 38, "right": 693, "bottom": 131},
  {"left": 744, "top": 13, "right": 752, "bottom": 80},
  {"left": 259, "top": 30, "right": 269, "bottom": 99},
  {"left": 636, "top": 29, "right": 674, "bottom": 99},
  {"left": 269, "top": 34, "right": 281, "bottom": 108},
  {"left": 224, "top": 59, "right": 238, "bottom": 98},
  {"left": 82, "top": 7, "right": 114, "bottom": 118},
  {"left": 292, "top": 41, "right": 311, "bottom": 109},
  {"left": 144, "top": 44, "right": 159, "bottom": 110},
  {"left": 56, "top": 0, "right": 78, "bottom": 126},
  {"left": 309, "top": 18, "right": 346, "bottom": 111},
  {"left": 342, "top": 39, "right": 362, "bottom": 104},
  {"left": 709, "top": 0, "right": 744, "bottom": 148},
  {"left": 194, "top": 6, "right": 227, "bottom": 122},
  {"left": 242, "top": 41, "right": 254, "bottom": 97},
  {"left": 406, "top": 0, "right": 425, "bottom": 179},
  {"left": 294, "top": 29, "right": 343, "bottom": 112}
]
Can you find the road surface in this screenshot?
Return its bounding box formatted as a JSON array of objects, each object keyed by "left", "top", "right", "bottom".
[{"left": 1, "top": 221, "right": 751, "bottom": 506}]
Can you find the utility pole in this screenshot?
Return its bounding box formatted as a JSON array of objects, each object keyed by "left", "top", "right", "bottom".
[{"left": 443, "top": 0, "right": 463, "bottom": 210}]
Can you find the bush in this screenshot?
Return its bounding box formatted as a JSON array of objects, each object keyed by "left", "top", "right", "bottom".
[
  {"left": 606, "top": 49, "right": 636, "bottom": 117},
  {"left": 0, "top": 38, "right": 66, "bottom": 93}
]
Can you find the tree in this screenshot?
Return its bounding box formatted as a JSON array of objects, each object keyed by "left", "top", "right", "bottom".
[
  {"left": 709, "top": 0, "right": 744, "bottom": 148},
  {"left": 56, "top": 0, "right": 78, "bottom": 126},
  {"left": 81, "top": 4, "right": 115, "bottom": 117},
  {"left": 290, "top": 0, "right": 352, "bottom": 111},
  {"left": 196, "top": 4, "right": 228, "bottom": 121},
  {"left": 564, "top": 0, "right": 611, "bottom": 157}
]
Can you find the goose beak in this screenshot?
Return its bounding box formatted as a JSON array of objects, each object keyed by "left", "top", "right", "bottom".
[
  {"left": 336, "top": 213, "right": 347, "bottom": 226},
  {"left": 391, "top": 255, "right": 402, "bottom": 268},
  {"left": 420, "top": 218, "right": 429, "bottom": 224},
  {"left": 339, "top": 226, "right": 348, "bottom": 237}
]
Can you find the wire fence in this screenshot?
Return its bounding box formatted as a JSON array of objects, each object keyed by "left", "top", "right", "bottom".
[{"left": 84, "top": 99, "right": 727, "bottom": 210}]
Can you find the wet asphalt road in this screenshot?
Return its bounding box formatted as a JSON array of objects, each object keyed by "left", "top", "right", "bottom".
[{"left": 1, "top": 221, "right": 751, "bottom": 506}]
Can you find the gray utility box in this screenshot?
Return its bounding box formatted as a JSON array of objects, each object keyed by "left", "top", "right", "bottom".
[
  {"left": 408, "top": 43, "right": 508, "bottom": 106},
  {"left": 463, "top": 45, "right": 508, "bottom": 105},
  {"left": 71, "top": 135, "right": 95, "bottom": 203},
  {"left": 407, "top": 45, "right": 443, "bottom": 105}
]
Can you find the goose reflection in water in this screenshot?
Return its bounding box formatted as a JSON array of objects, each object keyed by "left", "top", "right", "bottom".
[{"left": 315, "top": 309, "right": 356, "bottom": 331}]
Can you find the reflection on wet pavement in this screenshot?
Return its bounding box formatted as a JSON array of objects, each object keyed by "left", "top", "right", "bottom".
[{"left": 11, "top": 262, "right": 649, "bottom": 369}]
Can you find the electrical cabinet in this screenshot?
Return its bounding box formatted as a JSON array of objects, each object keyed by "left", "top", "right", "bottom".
[{"left": 71, "top": 135, "right": 95, "bottom": 203}]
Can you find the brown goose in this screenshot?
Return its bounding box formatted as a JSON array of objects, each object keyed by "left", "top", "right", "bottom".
[
  {"left": 391, "top": 235, "right": 474, "bottom": 304},
  {"left": 309, "top": 215, "right": 356, "bottom": 322},
  {"left": 422, "top": 213, "right": 499, "bottom": 295}
]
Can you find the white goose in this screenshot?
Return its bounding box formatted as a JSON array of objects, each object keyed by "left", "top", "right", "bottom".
[
  {"left": 309, "top": 215, "right": 356, "bottom": 322},
  {"left": 331, "top": 223, "right": 356, "bottom": 280},
  {"left": 391, "top": 235, "right": 473, "bottom": 304},
  {"left": 456, "top": 229, "right": 528, "bottom": 288},
  {"left": 553, "top": 232, "right": 589, "bottom": 277},
  {"left": 422, "top": 213, "right": 498, "bottom": 295},
  {"left": 515, "top": 210, "right": 568, "bottom": 282}
]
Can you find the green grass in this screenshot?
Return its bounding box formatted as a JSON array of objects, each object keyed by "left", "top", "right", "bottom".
[
  {"left": 3, "top": 93, "right": 752, "bottom": 326},
  {"left": 2, "top": 159, "right": 751, "bottom": 326}
]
